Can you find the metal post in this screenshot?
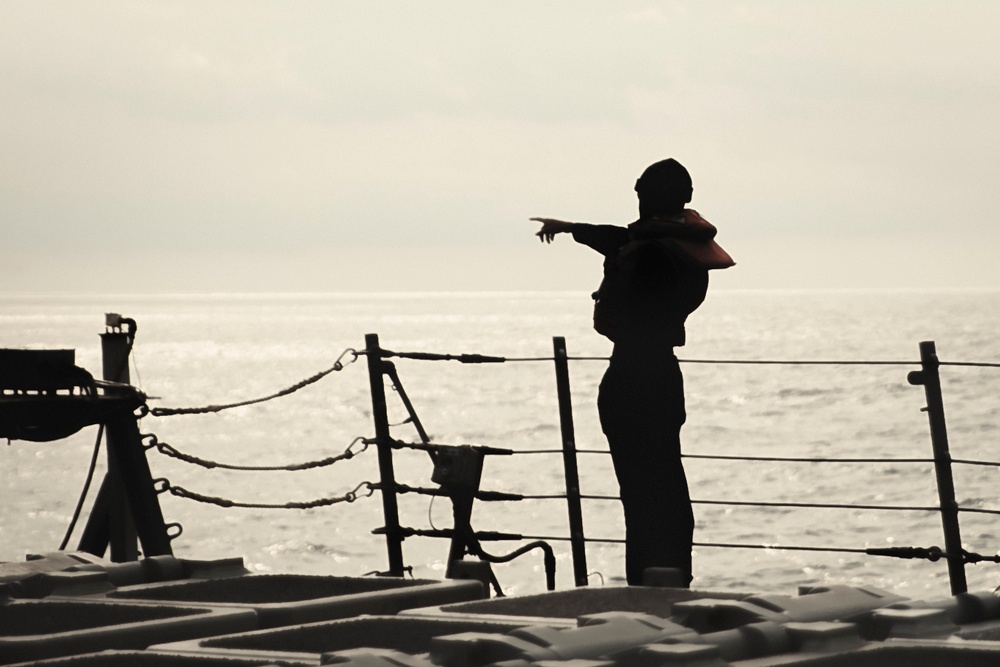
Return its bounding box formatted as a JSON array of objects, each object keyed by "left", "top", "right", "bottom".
[
  {"left": 80, "top": 314, "right": 172, "bottom": 560},
  {"left": 100, "top": 319, "right": 138, "bottom": 561},
  {"left": 553, "top": 336, "right": 589, "bottom": 587},
  {"left": 365, "top": 333, "right": 406, "bottom": 576},
  {"left": 103, "top": 412, "right": 173, "bottom": 557},
  {"left": 908, "top": 340, "right": 967, "bottom": 595}
]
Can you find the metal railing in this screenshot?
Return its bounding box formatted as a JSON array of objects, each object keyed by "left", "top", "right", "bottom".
[
  {"left": 361, "top": 333, "right": 1000, "bottom": 596},
  {"left": 45, "top": 315, "right": 995, "bottom": 594}
]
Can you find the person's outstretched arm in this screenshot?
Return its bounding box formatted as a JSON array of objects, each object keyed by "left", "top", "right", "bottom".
[{"left": 532, "top": 217, "right": 627, "bottom": 256}]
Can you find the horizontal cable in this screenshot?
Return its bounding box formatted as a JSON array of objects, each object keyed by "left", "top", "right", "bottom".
[
  {"left": 416, "top": 489, "right": 997, "bottom": 517},
  {"left": 940, "top": 361, "right": 1000, "bottom": 369},
  {"left": 378, "top": 349, "right": 552, "bottom": 364},
  {"left": 692, "top": 541, "right": 869, "bottom": 555},
  {"left": 694, "top": 499, "right": 938, "bottom": 512},
  {"left": 570, "top": 357, "right": 1000, "bottom": 368},
  {"left": 394, "top": 527, "right": 528, "bottom": 542},
  {"left": 532, "top": 491, "right": 999, "bottom": 516},
  {"left": 514, "top": 356, "right": 1000, "bottom": 369},
  {"left": 681, "top": 358, "right": 916, "bottom": 366},
  {"left": 434, "top": 530, "right": 996, "bottom": 564},
  {"left": 513, "top": 450, "right": 941, "bottom": 464},
  {"left": 518, "top": 533, "right": 574, "bottom": 542},
  {"left": 393, "top": 483, "right": 525, "bottom": 502},
  {"left": 373, "top": 350, "right": 999, "bottom": 369},
  {"left": 578, "top": 494, "right": 937, "bottom": 513},
  {"left": 479, "top": 488, "right": 1000, "bottom": 516},
  {"left": 397, "top": 530, "right": 983, "bottom": 562},
  {"left": 568, "top": 356, "right": 917, "bottom": 366},
  {"left": 957, "top": 506, "right": 1000, "bottom": 517},
  {"left": 684, "top": 454, "right": 934, "bottom": 464},
  {"left": 510, "top": 448, "right": 609, "bottom": 455},
  {"left": 402, "top": 488, "right": 950, "bottom": 513},
  {"left": 387, "top": 438, "right": 514, "bottom": 456},
  {"left": 565, "top": 535, "right": 870, "bottom": 555},
  {"left": 504, "top": 450, "right": 1000, "bottom": 468},
  {"left": 952, "top": 458, "right": 1000, "bottom": 468},
  {"left": 526, "top": 536, "right": 988, "bottom": 562},
  {"left": 392, "top": 483, "right": 568, "bottom": 502}
]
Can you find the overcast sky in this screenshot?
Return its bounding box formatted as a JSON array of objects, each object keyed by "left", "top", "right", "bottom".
[{"left": 2, "top": 1, "right": 998, "bottom": 292}]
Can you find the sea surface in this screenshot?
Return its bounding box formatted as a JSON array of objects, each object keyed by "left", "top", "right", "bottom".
[{"left": 3, "top": 289, "right": 1000, "bottom": 598}]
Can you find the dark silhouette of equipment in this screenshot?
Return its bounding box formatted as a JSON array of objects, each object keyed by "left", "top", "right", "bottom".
[
  {"left": 1, "top": 315, "right": 174, "bottom": 562},
  {"left": 432, "top": 444, "right": 556, "bottom": 596}
]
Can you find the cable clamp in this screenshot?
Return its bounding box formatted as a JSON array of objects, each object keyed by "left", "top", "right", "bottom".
[
  {"left": 333, "top": 348, "right": 359, "bottom": 371},
  {"left": 346, "top": 481, "right": 376, "bottom": 502},
  {"left": 345, "top": 436, "right": 370, "bottom": 459}
]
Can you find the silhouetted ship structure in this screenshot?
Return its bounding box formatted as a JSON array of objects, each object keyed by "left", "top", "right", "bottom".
[{"left": 4, "top": 314, "right": 1000, "bottom": 665}]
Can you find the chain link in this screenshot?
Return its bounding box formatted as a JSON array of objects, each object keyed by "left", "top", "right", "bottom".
[
  {"left": 149, "top": 348, "right": 359, "bottom": 417},
  {"left": 149, "top": 434, "right": 372, "bottom": 472},
  {"left": 164, "top": 480, "right": 375, "bottom": 510}
]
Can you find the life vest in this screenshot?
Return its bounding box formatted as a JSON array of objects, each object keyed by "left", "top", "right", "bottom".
[
  {"left": 592, "top": 210, "right": 734, "bottom": 342},
  {"left": 625, "top": 209, "right": 735, "bottom": 270}
]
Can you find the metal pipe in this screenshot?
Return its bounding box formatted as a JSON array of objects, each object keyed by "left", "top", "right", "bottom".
[
  {"left": 908, "top": 340, "right": 967, "bottom": 594},
  {"left": 553, "top": 336, "right": 589, "bottom": 587},
  {"left": 365, "top": 333, "right": 406, "bottom": 576}
]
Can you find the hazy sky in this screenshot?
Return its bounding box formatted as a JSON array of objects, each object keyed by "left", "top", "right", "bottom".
[{"left": 3, "top": 1, "right": 999, "bottom": 292}]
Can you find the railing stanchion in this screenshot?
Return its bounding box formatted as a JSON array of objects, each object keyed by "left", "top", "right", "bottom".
[
  {"left": 908, "top": 340, "right": 967, "bottom": 594},
  {"left": 365, "top": 333, "right": 406, "bottom": 576},
  {"left": 100, "top": 322, "right": 139, "bottom": 560},
  {"left": 553, "top": 336, "right": 589, "bottom": 587},
  {"left": 79, "top": 315, "right": 172, "bottom": 560}
]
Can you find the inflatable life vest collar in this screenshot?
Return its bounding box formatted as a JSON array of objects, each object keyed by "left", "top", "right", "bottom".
[
  {"left": 623, "top": 210, "right": 734, "bottom": 271},
  {"left": 627, "top": 209, "right": 715, "bottom": 242}
]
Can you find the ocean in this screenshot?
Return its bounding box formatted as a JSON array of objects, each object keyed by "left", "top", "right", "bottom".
[{"left": 2, "top": 289, "right": 1000, "bottom": 599}]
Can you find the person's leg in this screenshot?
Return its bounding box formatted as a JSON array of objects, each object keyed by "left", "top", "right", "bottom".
[
  {"left": 599, "top": 355, "right": 693, "bottom": 585},
  {"left": 620, "top": 441, "right": 693, "bottom": 585}
]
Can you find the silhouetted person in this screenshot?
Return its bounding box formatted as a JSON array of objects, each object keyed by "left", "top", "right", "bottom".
[{"left": 533, "top": 158, "right": 733, "bottom": 586}]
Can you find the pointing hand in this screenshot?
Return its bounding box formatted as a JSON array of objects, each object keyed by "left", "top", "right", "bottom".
[{"left": 531, "top": 217, "right": 574, "bottom": 243}]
